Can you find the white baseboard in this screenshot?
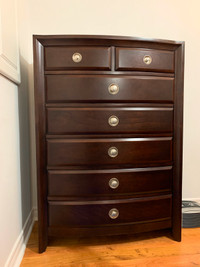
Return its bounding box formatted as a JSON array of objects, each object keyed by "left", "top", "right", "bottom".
[{"left": 5, "top": 208, "right": 36, "bottom": 267}]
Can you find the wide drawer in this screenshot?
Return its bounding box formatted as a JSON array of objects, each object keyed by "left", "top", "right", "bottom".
[
  {"left": 116, "top": 48, "right": 174, "bottom": 72},
  {"left": 47, "top": 137, "right": 172, "bottom": 167},
  {"left": 48, "top": 195, "right": 172, "bottom": 226},
  {"left": 46, "top": 75, "right": 174, "bottom": 103},
  {"left": 47, "top": 107, "right": 173, "bottom": 134},
  {"left": 48, "top": 166, "right": 172, "bottom": 197},
  {"left": 45, "top": 46, "right": 111, "bottom": 70}
]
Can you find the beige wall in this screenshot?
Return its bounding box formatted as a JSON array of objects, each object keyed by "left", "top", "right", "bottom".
[
  {"left": 19, "top": 0, "right": 200, "bottom": 205},
  {"left": 0, "top": 73, "right": 32, "bottom": 267},
  {"left": 0, "top": 75, "right": 23, "bottom": 266},
  {"left": 0, "top": 75, "right": 21, "bottom": 266},
  {"left": 0, "top": 0, "right": 32, "bottom": 265}
]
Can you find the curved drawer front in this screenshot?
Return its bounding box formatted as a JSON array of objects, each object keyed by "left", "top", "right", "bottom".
[
  {"left": 46, "top": 75, "right": 174, "bottom": 103},
  {"left": 47, "top": 107, "right": 173, "bottom": 134},
  {"left": 45, "top": 46, "right": 111, "bottom": 70},
  {"left": 48, "top": 167, "right": 172, "bottom": 197},
  {"left": 116, "top": 48, "right": 174, "bottom": 72},
  {"left": 48, "top": 195, "right": 172, "bottom": 226},
  {"left": 47, "top": 137, "right": 172, "bottom": 167}
]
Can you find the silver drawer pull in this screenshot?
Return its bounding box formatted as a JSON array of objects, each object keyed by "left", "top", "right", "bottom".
[
  {"left": 72, "top": 52, "right": 82, "bottom": 63},
  {"left": 109, "top": 178, "right": 119, "bottom": 189},
  {"left": 143, "top": 55, "right": 152, "bottom": 65},
  {"left": 109, "top": 208, "right": 119, "bottom": 219},
  {"left": 108, "top": 115, "right": 119, "bottom": 127},
  {"left": 108, "top": 147, "right": 118, "bottom": 158},
  {"left": 108, "top": 84, "right": 119, "bottom": 95}
]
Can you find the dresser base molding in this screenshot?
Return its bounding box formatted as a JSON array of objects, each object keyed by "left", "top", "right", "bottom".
[{"left": 48, "top": 219, "right": 172, "bottom": 237}]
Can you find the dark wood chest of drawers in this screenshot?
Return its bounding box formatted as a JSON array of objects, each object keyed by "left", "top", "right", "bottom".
[{"left": 33, "top": 35, "right": 184, "bottom": 253}]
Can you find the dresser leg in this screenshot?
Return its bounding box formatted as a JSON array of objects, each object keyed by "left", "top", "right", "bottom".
[
  {"left": 172, "top": 227, "right": 181, "bottom": 242},
  {"left": 38, "top": 237, "right": 48, "bottom": 253},
  {"left": 38, "top": 222, "right": 48, "bottom": 253}
]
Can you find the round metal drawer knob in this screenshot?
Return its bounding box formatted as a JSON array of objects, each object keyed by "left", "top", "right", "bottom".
[
  {"left": 108, "top": 84, "right": 119, "bottom": 95},
  {"left": 143, "top": 55, "right": 152, "bottom": 65},
  {"left": 108, "top": 115, "right": 119, "bottom": 127},
  {"left": 108, "top": 147, "right": 118, "bottom": 158},
  {"left": 109, "top": 178, "right": 119, "bottom": 189},
  {"left": 109, "top": 208, "right": 119, "bottom": 219},
  {"left": 72, "top": 52, "right": 82, "bottom": 63}
]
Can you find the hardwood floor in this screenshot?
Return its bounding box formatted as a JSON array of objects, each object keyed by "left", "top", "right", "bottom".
[{"left": 20, "top": 222, "right": 200, "bottom": 267}]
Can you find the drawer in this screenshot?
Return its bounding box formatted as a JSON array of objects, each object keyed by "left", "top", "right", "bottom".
[
  {"left": 48, "top": 166, "right": 172, "bottom": 197},
  {"left": 48, "top": 195, "right": 172, "bottom": 226},
  {"left": 116, "top": 48, "right": 174, "bottom": 73},
  {"left": 45, "top": 46, "right": 111, "bottom": 70},
  {"left": 47, "top": 107, "right": 173, "bottom": 134},
  {"left": 47, "top": 137, "right": 172, "bottom": 167},
  {"left": 46, "top": 75, "right": 174, "bottom": 103}
]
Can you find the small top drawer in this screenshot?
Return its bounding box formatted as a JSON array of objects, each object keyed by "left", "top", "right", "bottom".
[
  {"left": 116, "top": 48, "right": 174, "bottom": 73},
  {"left": 45, "top": 46, "right": 111, "bottom": 70}
]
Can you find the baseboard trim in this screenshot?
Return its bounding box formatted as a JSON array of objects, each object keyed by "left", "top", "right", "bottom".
[{"left": 5, "top": 208, "right": 36, "bottom": 267}]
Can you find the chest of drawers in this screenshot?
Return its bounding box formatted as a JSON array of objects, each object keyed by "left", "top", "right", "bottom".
[{"left": 33, "top": 35, "right": 184, "bottom": 253}]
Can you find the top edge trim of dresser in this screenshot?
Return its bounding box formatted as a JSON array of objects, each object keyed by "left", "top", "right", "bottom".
[{"left": 33, "top": 34, "right": 184, "bottom": 46}]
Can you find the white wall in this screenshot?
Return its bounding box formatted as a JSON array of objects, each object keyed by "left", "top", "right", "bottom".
[
  {"left": 0, "top": 0, "right": 33, "bottom": 265},
  {"left": 0, "top": 74, "right": 32, "bottom": 267},
  {"left": 18, "top": 0, "right": 200, "bottom": 210},
  {"left": 0, "top": 75, "right": 21, "bottom": 267}
]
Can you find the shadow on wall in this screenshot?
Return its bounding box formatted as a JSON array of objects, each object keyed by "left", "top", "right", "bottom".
[{"left": 18, "top": 54, "right": 32, "bottom": 227}]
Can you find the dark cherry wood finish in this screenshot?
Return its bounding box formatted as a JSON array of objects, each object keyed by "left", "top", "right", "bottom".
[
  {"left": 116, "top": 48, "right": 174, "bottom": 72},
  {"left": 33, "top": 39, "right": 48, "bottom": 253},
  {"left": 48, "top": 166, "right": 172, "bottom": 197},
  {"left": 48, "top": 219, "right": 172, "bottom": 237},
  {"left": 33, "top": 35, "right": 184, "bottom": 253},
  {"left": 45, "top": 75, "right": 174, "bottom": 103},
  {"left": 45, "top": 46, "right": 111, "bottom": 70},
  {"left": 47, "top": 137, "right": 172, "bottom": 167},
  {"left": 46, "top": 107, "right": 173, "bottom": 134},
  {"left": 172, "top": 44, "right": 184, "bottom": 241},
  {"left": 48, "top": 195, "right": 172, "bottom": 226}
]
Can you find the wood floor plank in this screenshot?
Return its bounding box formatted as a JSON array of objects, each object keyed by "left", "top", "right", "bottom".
[{"left": 20, "top": 222, "right": 200, "bottom": 267}]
